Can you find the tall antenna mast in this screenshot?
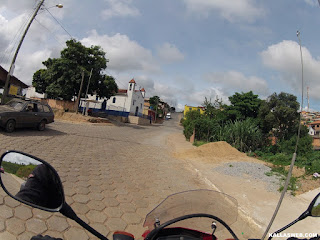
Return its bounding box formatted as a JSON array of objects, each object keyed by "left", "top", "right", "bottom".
[{"left": 307, "top": 86, "right": 310, "bottom": 112}]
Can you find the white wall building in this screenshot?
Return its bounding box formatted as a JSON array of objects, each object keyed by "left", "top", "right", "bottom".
[
  {"left": 309, "top": 126, "right": 316, "bottom": 136},
  {"left": 25, "top": 87, "right": 46, "bottom": 99},
  {"left": 107, "top": 79, "right": 145, "bottom": 115}
]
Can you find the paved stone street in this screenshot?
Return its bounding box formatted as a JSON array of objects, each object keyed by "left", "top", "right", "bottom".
[{"left": 0, "top": 116, "right": 208, "bottom": 240}]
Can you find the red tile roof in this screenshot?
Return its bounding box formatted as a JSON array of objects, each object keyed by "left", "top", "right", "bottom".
[
  {"left": 129, "top": 78, "right": 135, "bottom": 83},
  {"left": 141, "top": 88, "right": 145, "bottom": 92},
  {"left": 118, "top": 89, "right": 127, "bottom": 93},
  {"left": 310, "top": 121, "right": 320, "bottom": 125}
]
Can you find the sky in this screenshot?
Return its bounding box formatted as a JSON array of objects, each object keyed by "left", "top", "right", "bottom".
[{"left": 1, "top": 0, "right": 320, "bottom": 111}]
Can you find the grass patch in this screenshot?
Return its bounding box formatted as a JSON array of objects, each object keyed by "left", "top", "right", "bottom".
[
  {"left": 193, "top": 140, "right": 208, "bottom": 147},
  {"left": 2, "top": 161, "right": 21, "bottom": 174},
  {"left": 265, "top": 166, "right": 298, "bottom": 195}
]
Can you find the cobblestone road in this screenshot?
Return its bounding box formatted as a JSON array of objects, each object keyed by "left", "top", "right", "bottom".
[{"left": 0, "top": 118, "right": 207, "bottom": 240}]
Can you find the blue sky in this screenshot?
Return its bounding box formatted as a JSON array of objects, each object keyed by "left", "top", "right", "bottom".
[{"left": 1, "top": 0, "right": 320, "bottom": 111}]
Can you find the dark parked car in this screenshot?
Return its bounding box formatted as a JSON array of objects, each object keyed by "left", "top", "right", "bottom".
[{"left": 0, "top": 99, "right": 54, "bottom": 132}]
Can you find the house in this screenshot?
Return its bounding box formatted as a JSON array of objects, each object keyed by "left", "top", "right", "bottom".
[
  {"left": 0, "top": 65, "right": 29, "bottom": 97},
  {"left": 309, "top": 121, "right": 320, "bottom": 133},
  {"left": 309, "top": 126, "right": 316, "bottom": 136},
  {"left": 183, "top": 105, "right": 205, "bottom": 118},
  {"left": 106, "top": 79, "right": 145, "bottom": 116},
  {"left": 143, "top": 98, "right": 156, "bottom": 122}
]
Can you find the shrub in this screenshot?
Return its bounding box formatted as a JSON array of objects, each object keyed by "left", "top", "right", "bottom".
[
  {"left": 182, "top": 110, "right": 203, "bottom": 140},
  {"left": 265, "top": 153, "right": 291, "bottom": 165},
  {"left": 220, "top": 119, "right": 263, "bottom": 152},
  {"left": 194, "top": 117, "right": 220, "bottom": 142},
  {"left": 16, "top": 165, "right": 36, "bottom": 178}
]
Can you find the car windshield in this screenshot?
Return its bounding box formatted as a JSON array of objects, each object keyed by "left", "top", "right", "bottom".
[
  {"left": 143, "top": 190, "right": 238, "bottom": 233},
  {"left": 5, "top": 100, "right": 25, "bottom": 111}
]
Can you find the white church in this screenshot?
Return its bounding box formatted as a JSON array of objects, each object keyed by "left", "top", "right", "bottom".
[{"left": 106, "top": 78, "right": 145, "bottom": 116}]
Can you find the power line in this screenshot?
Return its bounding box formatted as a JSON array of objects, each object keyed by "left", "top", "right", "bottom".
[
  {"left": 45, "top": 8, "right": 73, "bottom": 39},
  {"left": 0, "top": 8, "right": 35, "bottom": 65},
  {"left": 34, "top": 18, "right": 65, "bottom": 48}
]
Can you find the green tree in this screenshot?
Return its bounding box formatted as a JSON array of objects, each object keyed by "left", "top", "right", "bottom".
[
  {"left": 32, "top": 39, "right": 117, "bottom": 101},
  {"left": 149, "top": 96, "right": 162, "bottom": 114},
  {"left": 182, "top": 110, "right": 202, "bottom": 139},
  {"left": 97, "top": 75, "right": 118, "bottom": 100},
  {"left": 149, "top": 96, "right": 160, "bottom": 107},
  {"left": 202, "top": 97, "right": 225, "bottom": 120},
  {"left": 258, "top": 92, "right": 300, "bottom": 140},
  {"left": 225, "top": 91, "right": 262, "bottom": 121}
]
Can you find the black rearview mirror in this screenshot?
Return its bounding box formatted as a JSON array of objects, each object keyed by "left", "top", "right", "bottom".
[
  {"left": 310, "top": 193, "right": 320, "bottom": 217},
  {"left": 0, "top": 151, "right": 65, "bottom": 212}
]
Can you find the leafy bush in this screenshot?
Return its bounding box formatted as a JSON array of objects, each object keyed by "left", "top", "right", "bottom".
[
  {"left": 182, "top": 110, "right": 202, "bottom": 139},
  {"left": 302, "top": 151, "right": 320, "bottom": 174},
  {"left": 278, "top": 135, "right": 313, "bottom": 156},
  {"left": 2, "top": 161, "right": 21, "bottom": 174},
  {"left": 268, "top": 153, "right": 291, "bottom": 165},
  {"left": 194, "top": 117, "right": 220, "bottom": 142},
  {"left": 16, "top": 165, "right": 36, "bottom": 178},
  {"left": 219, "top": 119, "right": 263, "bottom": 152}
]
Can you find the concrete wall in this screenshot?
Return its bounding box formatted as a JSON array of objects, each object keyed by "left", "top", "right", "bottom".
[
  {"left": 107, "top": 115, "right": 129, "bottom": 123},
  {"left": 128, "top": 116, "right": 151, "bottom": 125},
  {"left": 42, "top": 99, "right": 77, "bottom": 111},
  {"left": 107, "top": 95, "right": 127, "bottom": 111}
]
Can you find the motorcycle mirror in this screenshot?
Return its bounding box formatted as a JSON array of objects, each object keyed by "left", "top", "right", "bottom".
[
  {"left": 0, "top": 151, "right": 65, "bottom": 212},
  {"left": 0, "top": 151, "right": 109, "bottom": 240},
  {"left": 308, "top": 192, "right": 320, "bottom": 217}
]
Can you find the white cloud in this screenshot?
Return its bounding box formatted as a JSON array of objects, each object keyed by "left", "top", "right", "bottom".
[
  {"left": 0, "top": 0, "right": 36, "bottom": 13},
  {"left": 101, "top": 0, "right": 140, "bottom": 19},
  {"left": 81, "top": 30, "right": 159, "bottom": 73},
  {"left": 0, "top": 8, "right": 68, "bottom": 85},
  {"left": 157, "top": 43, "right": 185, "bottom": 63},
  {"left": 183, "top": 0, "right": 265, "bottom": 22},
  {"left": 143, "top": 76, "right": 229, "bottom": 109},
  {"left": 304, "top": 0, "right": 319, "bottom": 6},
  {"left": 260, "top": 40, "right": 320, "bottom": 100},
  {"left": 185, "top": 87, "right": 229, "bottom": 106},
  {"left": 205, "top": 71, "right": 270, "bottom": 97}
]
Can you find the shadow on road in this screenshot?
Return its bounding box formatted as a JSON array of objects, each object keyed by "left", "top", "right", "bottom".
[{"left": 0, "top": 126, "right": 67, "bottom": 137}]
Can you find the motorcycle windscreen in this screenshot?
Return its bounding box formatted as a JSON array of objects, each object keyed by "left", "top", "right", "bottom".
[{"left": 143, "top": 189, "right": 238, "bottom": 233}]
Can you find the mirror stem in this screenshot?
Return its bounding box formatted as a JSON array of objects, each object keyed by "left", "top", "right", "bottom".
[
  {"left": 268, "top": 218, "right": 300, "bottom": 240},
  {"left": 60, "top": 203, "right": 109, "bottom": 240},
  {"left": 298, "top": 210, "right": 310, "bottom": 221}
]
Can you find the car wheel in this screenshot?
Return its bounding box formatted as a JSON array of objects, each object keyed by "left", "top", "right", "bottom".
[
  {"left": 38, "top": 120, "right": 46, "bottom": 131},
  {"left": 5, "top": 120, "right": 15, "bottom": 133}
]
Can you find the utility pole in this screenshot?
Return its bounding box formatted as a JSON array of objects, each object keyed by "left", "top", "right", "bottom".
[
  {"left": 1, "top": 0, "right": 45, "bottom": 104},
  {"left": 307, "top": 86, "right": 310, "bottom": 112},
  {"left": 83, "top": 68, "right": 93, "bottom": 115},
  {"left": 76, "top": 70, "right": 85, "bottom": 114}
]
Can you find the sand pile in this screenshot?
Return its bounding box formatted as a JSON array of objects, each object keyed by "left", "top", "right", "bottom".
[
  {"left": 174, "top": 141, "right": 254, "bottom": 164},
  {"left": 53, "top": 110, "right": 111, "bottom": 124}
]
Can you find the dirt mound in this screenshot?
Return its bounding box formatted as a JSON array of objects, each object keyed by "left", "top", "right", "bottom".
[
  {"left": 174, "top": 141, "right": 253, "bottom": 164},
  {"left": 196, "top": 141, "right": 246, "bottom": 158},
  {"left": 53, "top": 110, "right": 112, "bottom": 124}
]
